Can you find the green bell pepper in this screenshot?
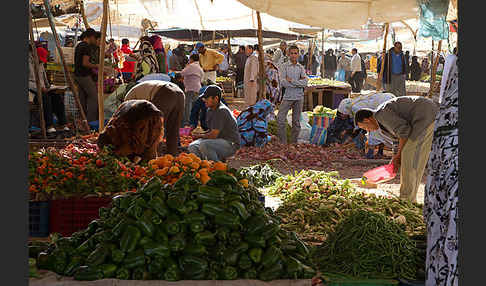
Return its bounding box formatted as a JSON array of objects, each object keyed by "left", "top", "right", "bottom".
[
  {"left": 136, "top": 210, "right": 155, "bottom": 237},
  {"left": 190, "top": 221, "right": 205, "bottom": 233},
  {"left": 167, "top": 190, "right": 187, "bottom": 211},
  {"left": 147, "top": 259, "right": 164, "bottom": 274},
  {"left": 216, "top": 227, "right": 230, "bottom": 241},
  {"left": 179, "top": 255, "right": 209, "bottom": 279},
  {"left": 164, "top": 216, "right": 181, "bottom": 235},
  {"left": 64, "top": 256, "right": 83, "bottom": 276},
  {"left": 100, "top": 264, "right": 118, "bottom": 278},
  {"left": 154, "top": 228, "right": 169, "bottom": 244},
  {"left": 112, "top": 217, "right": 130, "bottom": 238},
  {"left": 86, "top": 246, "right": 109, "bottom": 266},
  {"left": 233, "top": 242, "right": 249, "bottom": 254},
  {"left": 244, "top": 233, "right": 266, "bottom": 248},
  {"left": 261, "top": 246, "right": 282, "bottom": 268},
  {"left": 98, "top": 207, "right": 110, "bottom": 220},
  {"left": 249, "top": 248, "right": 263, "bottom": 264},
  {"left": 76, "top": 238, "right": 94, "bottom": 254},
  {"left": 132, "top": 267, "right": 150, "bottom": 280},
  {"left": 169, "top": 233, "right": 186, "bottom": 252},
  {"left": 184, "top": 212, "right": 206, "bottom": 223},
  {"left": 73, "top": 266, "right": 103, "bottom": 281},
  {"left": 243, "top": 268, "right": 257, "bottom": 279},
  {"left": 164, "top": 267, "right": 181, "bottom": 281},
  {"left": 267, "top": 235, "right": 282, "bottom": 246},
  {"left": 194, "top": 186, "right": 225, "bottom": 204},
  {"left": 151, "top": 214, "right": 162, "bottom": 225},
  {"left": 115, "top": 267, "right": 131, "bottom": 280},
  {"left": 228, "top": 201, "right": 250, "bottom": 221},
  {"left": 194, "top": 231, "right": 216, "bottom": 246},
  {"left": 36, "top": 252, "right": 50, "bottom": 270},
  {"left": 201, "top": 203, "right": 225, "bottom": 217},
  {"left": 261, "top": 222, "right": 280, "bottom": 240},
  {"left": 123, "top": 249, "right": 146, "bottom": 269},
  {"left": 162, "top": 257, "right": 178, "bottom": 271},
  {"left": 120, "top": 225, "right": 142, "bottom": 253},
  {"left": 127, "top": 204, "right": 143, "bottom": 219},
  {"left": 223, "top": 249, "right": 239, "bottom": 266},
  {"left": 111, "top": 249, "right": 125, "bottom": 264},
  {"left": 208, "top": 171, "right": 238, "bottom": 186},
  {"left": 258, "top": 262, "right": 283, "bottom": 281},
  {"left": 214, "top": 212, "right": 240, "bottom": 229},
  {"left": 138, "top": 236, "right": 153, "bottom": 247},
  {"left": 285, "top": 256, "right": 303, "bottom": 278},
  {"left": 245, "top": 216, "right": 266, "bottom": 234},
  {"left": 238, "top": 253, "right": 253, "bottom": 270},
  {"left": 148, "top": 196, "right": 169, "bottom": 218},
  {"left": 184, "top": 243, "right": 208, "bottom": 256},
  {"left": 144, "top": 242, "right": 170, "bottom": 257},
  {"left": 220, "top": 265, "right": 238, "bottom": 280},
  {"left": 208, "top": 268, "right": 220, "bottom": 280},
  {"left": 302, "top": 264, "right": 316, "bottom": 279},
  {"left": 185, "top": 200, "right": 199, "bottom": 212},
  {"left": 229, "top": 231, "right": 242, "bottom": 246},
  {"left": 141, "top": 176, "right": 162, "bottom": 195},
  {"left": 86, "top": 220, "right": 100, "bottom": 235}
]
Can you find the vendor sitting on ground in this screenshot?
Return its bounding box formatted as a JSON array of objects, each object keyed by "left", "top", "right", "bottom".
[
  {"left": 188, "top": 85, "right": 240, "bottom": 162},
  {"left": 337, "top": 92, "right": 396, "bottom": 159},
  {"left": 124, "top": 80, "right": 185, "bottom": 156},
  {"left": 354, "top": 96, "right": 439, "bottom": 203},
  {"left": 97, "top": 100, "right": 164, "bottom": 162},
  {"left": 190, "top": 85, "right": 227, "bottom": 131}
]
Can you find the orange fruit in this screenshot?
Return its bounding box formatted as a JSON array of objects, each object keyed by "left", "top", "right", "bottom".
[
  {"left": 200, "top": 174, "right": 211, "bottom": 185},
  {"left": 155, "top": 167, "right": 169, "bottom": 176},
  {"left": 169, "top": 166, "right": 180, "bottom": 174},
  {"left": 213, "top": 162, "right": 227, "bottom": 172}
]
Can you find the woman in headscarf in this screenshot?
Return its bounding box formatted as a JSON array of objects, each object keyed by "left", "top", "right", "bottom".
[
  {"left": 336, "top": 92, "right": 396, "bottom": 158},
  {"left": 133, "top": 36, "right": 159, "bottom": 81},
  {"left": 265, "top": 60, "right": 281, "bottom": 104},
  {"left": 424, "top": 55, "right": 458, "bottom": 286}
]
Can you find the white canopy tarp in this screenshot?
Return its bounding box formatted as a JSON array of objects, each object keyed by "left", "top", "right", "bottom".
[{"left": 236, "top": 0, "right": 420, "bottom": 29}]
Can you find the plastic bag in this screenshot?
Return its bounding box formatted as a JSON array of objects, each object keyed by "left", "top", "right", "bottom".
[{"left": 287, "top": 112, "right": 312, "bottom": 143}]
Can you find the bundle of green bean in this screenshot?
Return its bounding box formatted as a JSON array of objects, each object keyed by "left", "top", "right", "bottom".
[
  {"left": 270, "top": 170, "right": 425, "bottom": 243},
  {"left": 313, "top": 210, "right": 420, "bottom": 280}
]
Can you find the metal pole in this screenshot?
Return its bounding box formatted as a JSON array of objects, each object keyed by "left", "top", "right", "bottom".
[
  {"left": 29, "top": 10, "right": 47, "bottom": 139},
  {"left": 97, "top": 0, "right": 109, "bottom": 131},
  {"left": 321, "top": 29, "right": 325, "bottom": 77},
  {"left": 256, "top": 11, "right": 266, "bottom": 101},
  {"left": 376, "top": 23, "right": 389, "bottom": 91},
  {"left": 43, "top": 0, "right": 89, "bottom": 131}
]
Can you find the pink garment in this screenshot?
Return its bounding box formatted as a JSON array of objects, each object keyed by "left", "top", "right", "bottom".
[{"left": 181, "top": 62, "right": 204, "bottom": 92}]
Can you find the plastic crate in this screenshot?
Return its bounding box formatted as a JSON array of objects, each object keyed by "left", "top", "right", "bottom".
[
  {"left": 49, "top": 198, "right": 76, "bottom": 237},
  {"left": 29, "top": 201, "right": 50, "bottom": 237},
  {"left": 49, "top": 197, "right": 112, "bottom": 236}
]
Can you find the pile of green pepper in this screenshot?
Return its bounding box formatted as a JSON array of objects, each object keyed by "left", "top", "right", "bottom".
[
  {"left": 36, "top": 171, "right": 316, "bottom": 281},
  {"left": 313, "top": 210, "right": 421, "bottom": 280}
]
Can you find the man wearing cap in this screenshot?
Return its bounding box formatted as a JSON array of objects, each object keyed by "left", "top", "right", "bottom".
[
  {"left": 353, "top": 96, "right": 439, "bottom": 202},
  {"left": 124, "top": 80, "right": 185, "bottom": 156},
  {"left": 188, "top": 85, "right": 240, "bottom": 162},
  {"left": 196, "top": 43, "right": 224, "bottom": 83}
]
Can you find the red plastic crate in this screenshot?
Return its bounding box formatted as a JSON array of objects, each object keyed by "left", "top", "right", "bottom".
[{"left": 49, "top": 197, "right": 112, "bottom": 237}]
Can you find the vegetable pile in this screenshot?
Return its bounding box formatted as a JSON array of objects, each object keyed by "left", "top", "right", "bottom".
[
  {"left": 268, "top": 170, "right": 425, "bottom": 243},
  {"left": 313, "top": 210, "right": 421, "bottom": 280},
  {"left": 149, "top": 153, "right": 233, "bottom": 186},
  {"left": 29, "top": 144, "right": 147, "bottom": 200},
  {"left": 307, "top": 78, "right": 351, "bottom": 88},
  {"left": 237, "top": 163, "right": 283, "bottom": 188},
  {"left": 216, "top": 76, "right": 232, "bottom": 82},
  {"left": 234, "top": 142, "right": 363, "bottom": 168},
  {"left": 35, "top": 173, "right": 316, "bottom": 281}
]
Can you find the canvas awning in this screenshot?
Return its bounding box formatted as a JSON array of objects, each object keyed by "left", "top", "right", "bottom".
[{"left": 149, "top": 28, "right": 312, "bottom": 42}]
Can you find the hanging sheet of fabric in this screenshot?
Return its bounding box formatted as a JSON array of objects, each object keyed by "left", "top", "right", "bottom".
[{"left": 418, "top": 0, "right": 450, "bottom": 40}]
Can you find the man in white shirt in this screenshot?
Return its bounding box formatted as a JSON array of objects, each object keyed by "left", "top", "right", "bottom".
[{"left": 350, "top": 48, "right": 362, "bottom": 92}]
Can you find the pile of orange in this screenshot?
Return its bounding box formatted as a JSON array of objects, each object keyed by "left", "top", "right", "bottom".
[{"left": 148, "top": 153, "right": 229, "bottom": 185}]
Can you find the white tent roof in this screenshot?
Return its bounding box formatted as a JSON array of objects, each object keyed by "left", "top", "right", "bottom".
[{"left": 236, "top": 0, "right": 420, "bottom": 29}]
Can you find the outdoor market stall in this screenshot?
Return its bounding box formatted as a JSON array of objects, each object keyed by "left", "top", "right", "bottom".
[{"left": 303, "top": 78, "right": 352, "bottom": 111}]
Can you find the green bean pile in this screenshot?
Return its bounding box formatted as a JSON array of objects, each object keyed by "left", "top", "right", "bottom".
[{"left": 313, "top": 210, "right": 420, "bottom": 280}]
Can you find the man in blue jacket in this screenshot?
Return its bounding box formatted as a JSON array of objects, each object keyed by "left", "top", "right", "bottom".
[{"left": 377, "top": 42, "right": 408, "bottom": 97}]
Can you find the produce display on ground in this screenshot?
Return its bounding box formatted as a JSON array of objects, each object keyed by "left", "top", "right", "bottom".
[
  {"left": 29, "top": 141, "right": 148, "bottom": 201},
  {"left": 32, "top": 173, "right": 316, "bottom": 281},
  {"left": 313, "top": 210, "right": 423, "bottom": 280},
  {"left": 266, "top": 170, "right": 425, "bottom": 243},
  {"left": 234, "top": 142, "right": 363, "bottom": 168},
  {"left": 307, "top": 78, "right": 351, "bottom": 88},
  {"left": 237, "top": 163, "right": 283, "bottom": 188}
]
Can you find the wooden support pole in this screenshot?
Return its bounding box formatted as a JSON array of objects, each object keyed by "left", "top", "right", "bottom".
[
  {"left": 212, "top": 30, "right": 216, "bottom": 48},
  {"left": 321, "top": 29, "right": 325, "bottom": 77},
  {"left": 256, "top": 11, "right": 266, "bottom": 101},
  {"left": 227, "top": 31, "right": 232, "bottom": 65},
  {"left": 307, "top": 39, "right": 313, "bottom": 72},
  {"left": 77, "top": 0, "right": 90, "bottom": 29},
  {"left": 429, "top": 40, "right": 442, "bottom": 98},
  {"left": 376, "top": 23, "right": 389, "bottom": 91},
  {"left": 43, "top": 0, "right": 89, "bottom": 131},
  {"left": 97, "top": 0, "right": 109, "bottom": 131},
  {"left": 29, "top": 10, "right": 47, "bottom": 139}
]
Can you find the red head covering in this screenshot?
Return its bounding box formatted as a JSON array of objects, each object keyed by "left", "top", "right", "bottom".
[{"left": 36, "top": 47, "right": 48, "bottom": 63}]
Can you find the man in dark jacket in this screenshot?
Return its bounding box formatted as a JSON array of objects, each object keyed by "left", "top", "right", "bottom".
[
  {"left": 323, "top": 49, "right": 337, "bottom": 79},
  {"left": 234, "top": 46, "right": 247, "bottom": 85},
  {"left": 377, "top": 42, "right": 408, "bottom": 97}
]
